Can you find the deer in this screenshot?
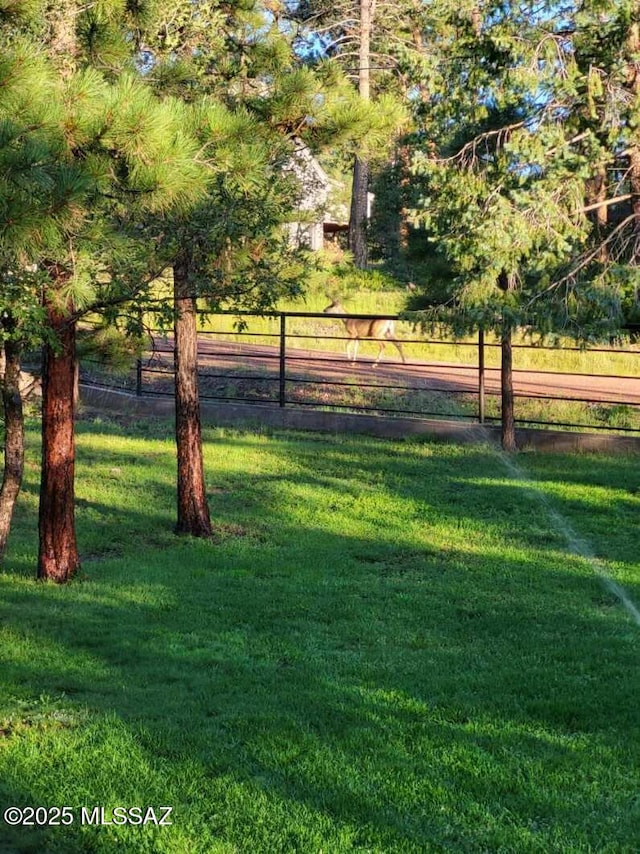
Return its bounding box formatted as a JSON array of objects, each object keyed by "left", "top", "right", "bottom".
[{"left": 323, "top": 300, "right": 406, "bottom": 366}]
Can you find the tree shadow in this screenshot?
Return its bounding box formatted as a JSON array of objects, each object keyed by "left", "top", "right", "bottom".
[
  {"left": 1, "top": 530, "right": 638, "bottom": 850},
  {"left": 1, "top": 425, "right": 639, "bottom": 850}
]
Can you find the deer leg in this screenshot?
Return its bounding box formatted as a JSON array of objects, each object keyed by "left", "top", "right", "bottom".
[
  {"left": 373, "top": 340, "right": 386, "bottom": 367},
  {"left": 384, "top": 329, "right": 406, "bottom": 364},
  {"left": 351, "top": 337, "right": 359, "bottom": 363},
  {"left": 392, "top": 338, "right": 406, "bottom": 364}
]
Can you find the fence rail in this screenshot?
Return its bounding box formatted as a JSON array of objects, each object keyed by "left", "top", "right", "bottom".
[{"left": 80, "top": 310, "right": 640, "bottom": 435}]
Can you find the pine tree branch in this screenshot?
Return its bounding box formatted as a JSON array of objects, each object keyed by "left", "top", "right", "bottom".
[
  {"left": 525, "top": 214, "right": 637, "bottom": 308},
  {"left": 307, "top": 18, "right": 359, "bottom": 34},
  {"left": 436, "top": 121, "right": 528, "bottom": 166},
  {"left": 582, "top": 194, "right": 632, "bottom": 213},
  {"left": 68, "top": 260, "right": 172, "bottom": 324},
  {"left": 545, "top": 131, "right": 591, "bottom": 156}
]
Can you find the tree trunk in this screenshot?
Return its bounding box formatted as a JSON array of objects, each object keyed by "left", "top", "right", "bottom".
[
  {"left": 587, "top": 164, "right": 609, "bottom": 261},
  {"left": 0, "top": 340, "right": 25, "bottom": 562},
  {"left": 349, "top": 157, "right": 370, "bottom": 267},
  {"left": 629, "top": 146, "right": 640, "bottom": 277},
  {"left": 628, "top": 25, "right": 640, "bottom": 265},
  {"left": 501, "top": 323, "right": 517, "bottom": 452},
  {"left": 498, "top": 270, "right": 517, "bottom": 452},
  {"left": 173, "top": 256, "right": 212, "bottom": 537},
  {"left": 38, "top": 301, "right": 80, "bottom": 582},
  {"left": 398, "top": 144, "right": 411, "bottom": 252},
  {"left": 625, "top": 24, "right": 640, "bottom": 292},
  {"left": 348, "top": 0, "right": 373, "bottom": 269}
]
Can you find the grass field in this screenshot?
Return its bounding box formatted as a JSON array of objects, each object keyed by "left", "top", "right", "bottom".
[{"left": 1, "top": 419, "right": 639, "bottom": 852}]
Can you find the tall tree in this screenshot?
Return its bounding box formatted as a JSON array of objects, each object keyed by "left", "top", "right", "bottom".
[
  {"left": 138, "top": 3, "right": 305, "bottom": 537},
  {"left": 142, "top": 1, "right": 389, "bottom": 536},
  {"left": 0, "top": 3, "right": 206, "bottom": 580},
  {"left": 404, "top": 1, "right": 601, "bottom": 449},
  {"left": 285, "top": 0, "right": 410, "bottom": 265},
  {"left": 348, "top": 0, "right": 373, "bottom": 267},
  {"left": 0, "top": 42, "right": 72, "bottom": 563},
  {"left": 400, "top": 0, "right": 640, "bottom": 448}
]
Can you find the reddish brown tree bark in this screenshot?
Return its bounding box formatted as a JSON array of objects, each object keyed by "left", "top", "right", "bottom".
[
  {"left": 499, "top": 271, "right": 517, "bottom": 452},
  {"left": 501, "top": 324, "right": 516, "bottom": 452},
  {"left": 173, "top": 255, "right": 212, "bottom": 537},
  {"left": 0, "top": 340, "right": 25, "bottom": 562},
  {"left": 37, "top": 300, "right": 80, "bottom": 582}
]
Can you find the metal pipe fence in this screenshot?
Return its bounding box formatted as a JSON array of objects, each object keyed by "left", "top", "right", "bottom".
[{"left": 80, "top": 310, "right": 640, "bottom": 434}]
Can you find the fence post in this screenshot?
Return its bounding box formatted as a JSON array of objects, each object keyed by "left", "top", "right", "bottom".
[
  {"left": 136, "top": 358, "right": 142, "bottom": 397},
  {"left": 279, "top": 312, "right": 286, "bottom": 408},
  {"left": 478, "top": 328, "right": 485, "bottom": 424}
]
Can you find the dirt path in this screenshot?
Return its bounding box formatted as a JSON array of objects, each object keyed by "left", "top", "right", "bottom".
[{"left": 149, "top": 338, "right": 640, "bottom": 406}]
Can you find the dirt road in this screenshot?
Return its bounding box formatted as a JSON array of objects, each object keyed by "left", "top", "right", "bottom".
[{"left": 148, "top": 337, "right": 640, "bottom": 406}]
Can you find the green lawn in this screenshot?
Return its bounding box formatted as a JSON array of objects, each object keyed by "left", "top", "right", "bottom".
[{"left": 1, "top": 419, "right": 639, "bottom": 852}]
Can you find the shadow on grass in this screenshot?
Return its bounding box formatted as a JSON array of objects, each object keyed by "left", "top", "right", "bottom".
[
  {"left": 1, "top": 546, "right": 639, "bottom": 849},
  {"left": 1, "top": 424, "right": 639, "bottom": 851}
]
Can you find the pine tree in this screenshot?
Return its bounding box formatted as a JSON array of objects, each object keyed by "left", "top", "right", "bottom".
[
  {"left": 142, "top": 1, "right": 389, "bottom": 536},
  {"left": 0, "top": 39, "right": 74, "bottom": 563},
  {"left": 559, "top": 1, "right": 640, "bottom": 321},
  {"left": 404, "top": 0, "right": 634, "bottom": 449},
  {"left": 0, "top": 2, "right": 207, "bottom": 580},
  {"left": 136, "top": 3, "right": 305, "bottom": 538},
  {"left": 285, "top": 0, "right": 410, "bottom": 265}
]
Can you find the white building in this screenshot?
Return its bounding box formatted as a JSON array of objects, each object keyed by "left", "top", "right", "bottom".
[{"left": 284, "top": 144, "right": 348, "bottom": 251}]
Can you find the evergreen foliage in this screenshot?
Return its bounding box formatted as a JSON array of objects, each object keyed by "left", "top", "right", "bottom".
[
  {"left": 404, "top": 0, "right": 640, "bottom": 342},
  {"left": 0, "top": 5, "right": 209, "bottom": 320},
  {"left": 133, "top": 0, "right": 402, "bottom": 314},
  {"left": 0, "top": 1, "right": 215, "bottom": 579}
]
